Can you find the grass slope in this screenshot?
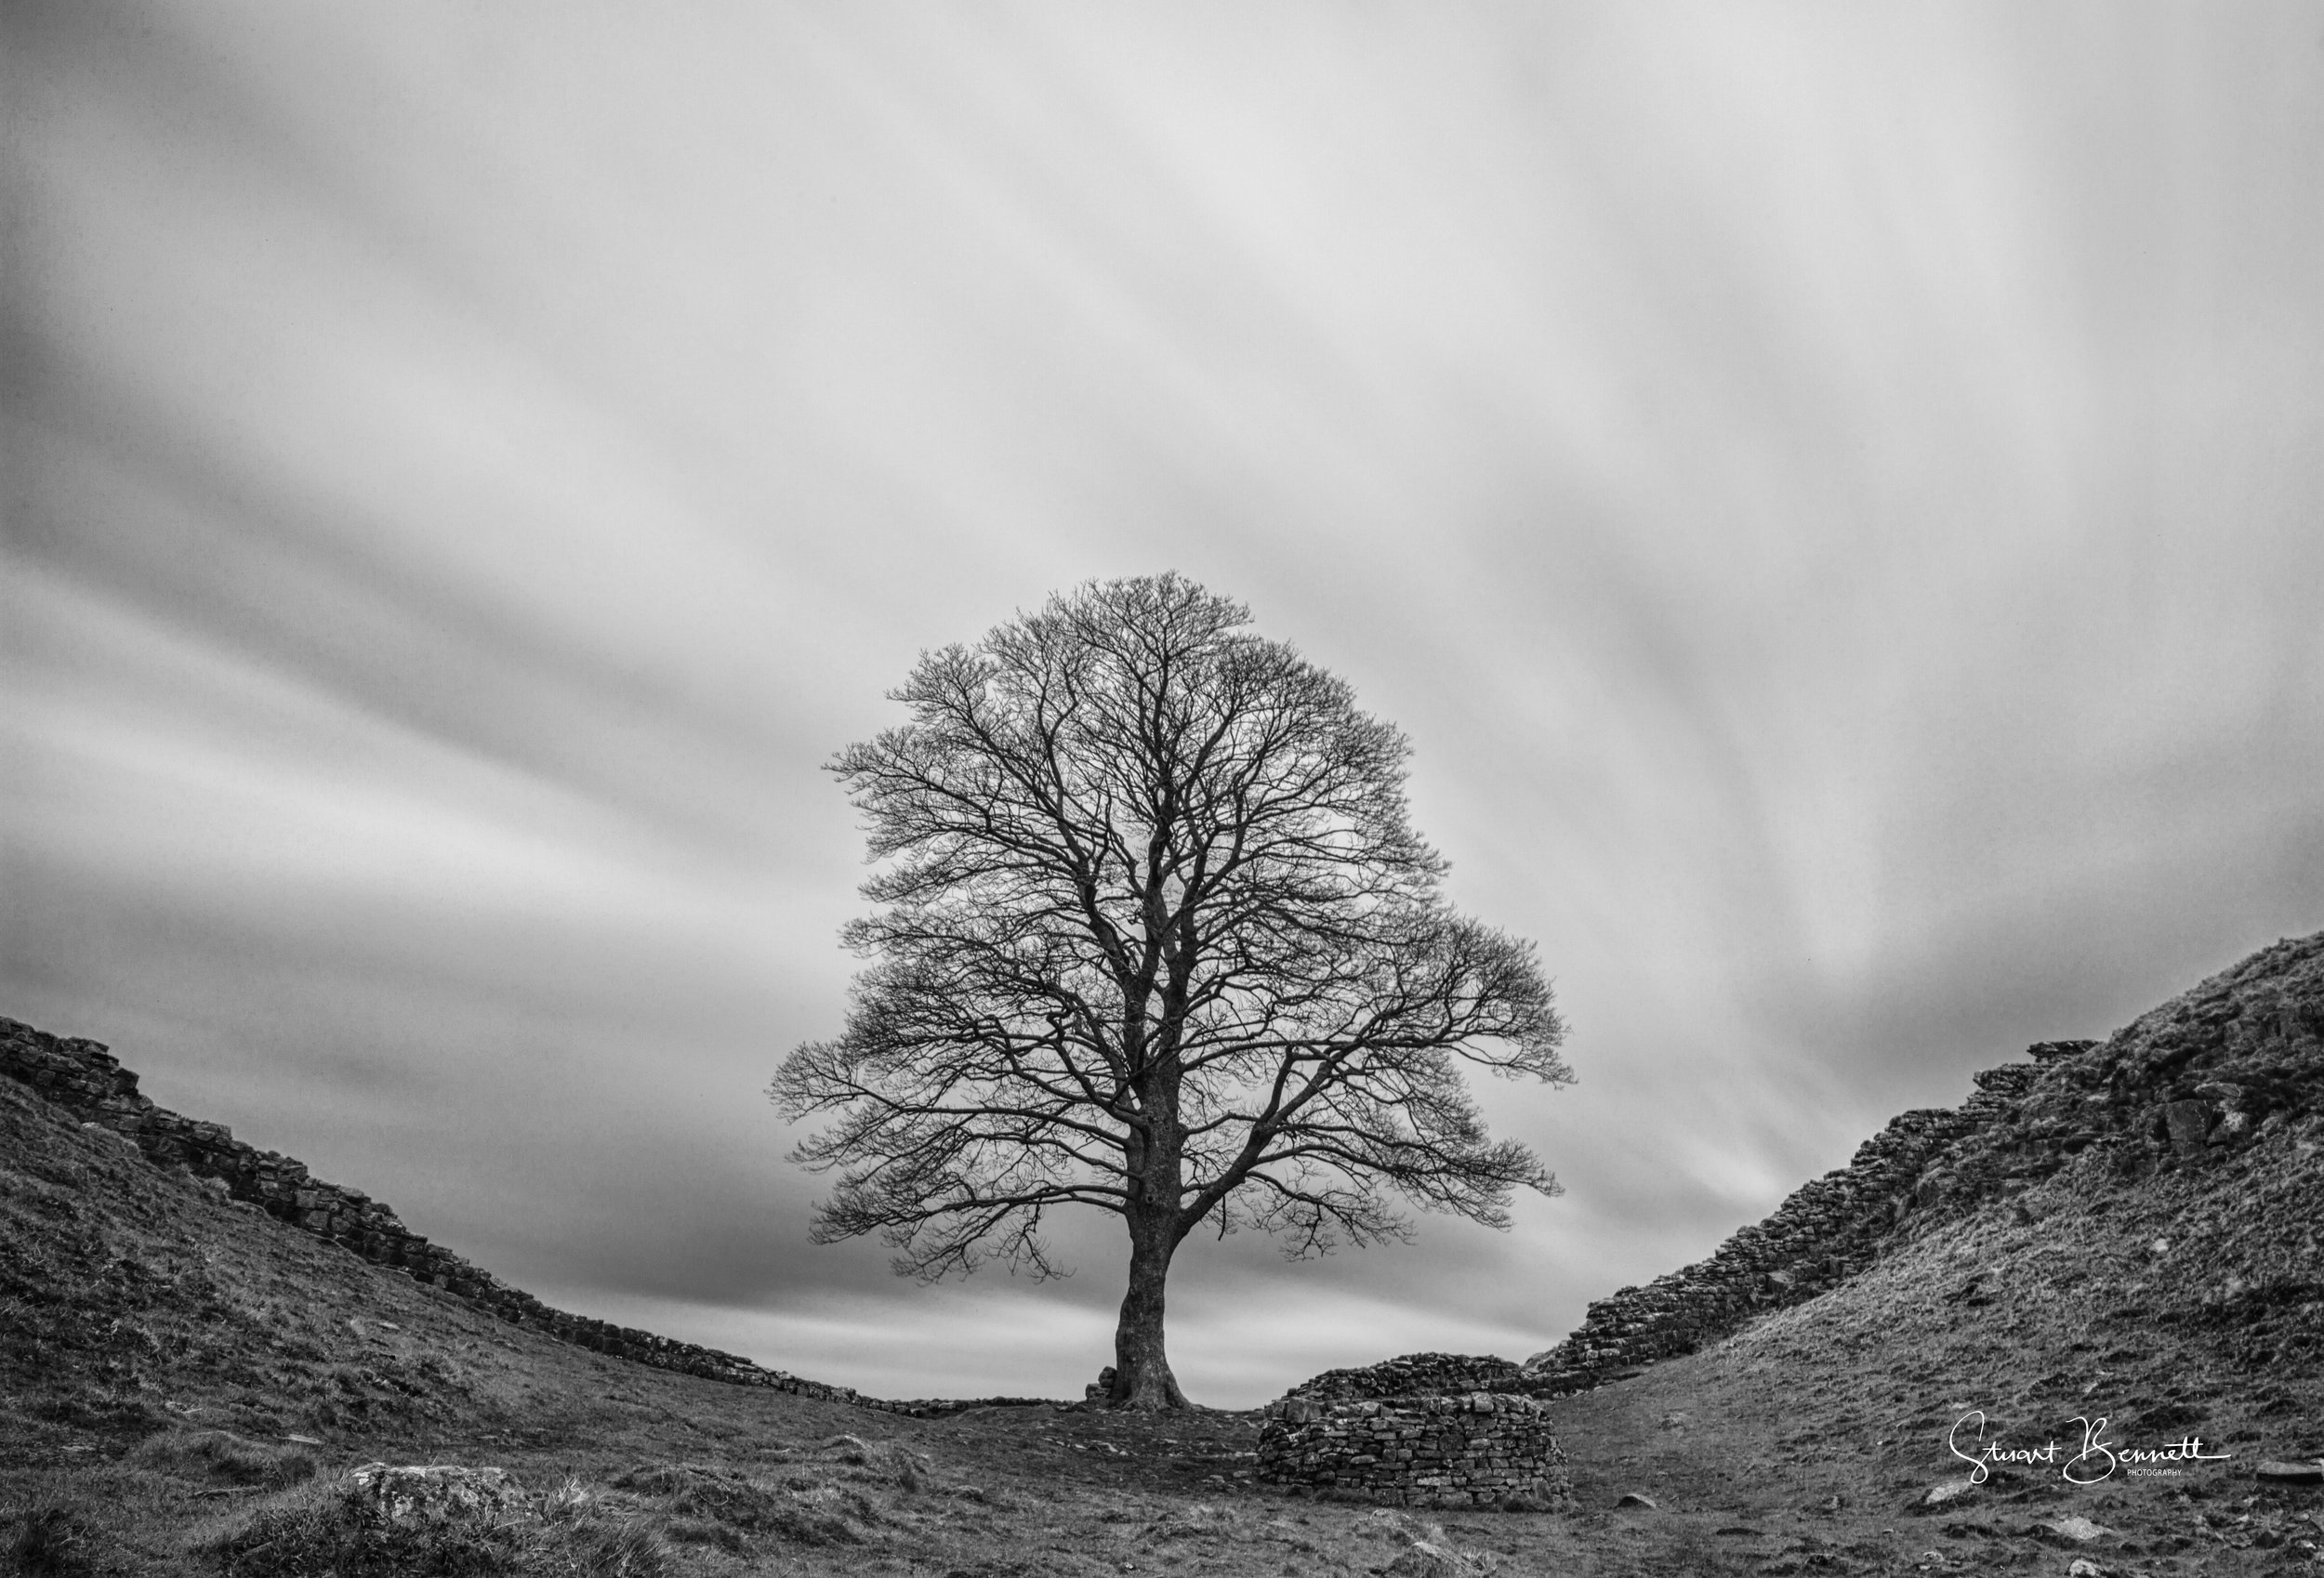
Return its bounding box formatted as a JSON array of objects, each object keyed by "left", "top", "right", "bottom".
[
  {"left": 7, "top": 928, "right": 2324, "bottom": 1576},
  {"left": 0, "top": 1072, "right": 1578, "bottom": 1577},
  {"left": 1550, "top": 1103, "right": 2324, "bottom": 1575}
]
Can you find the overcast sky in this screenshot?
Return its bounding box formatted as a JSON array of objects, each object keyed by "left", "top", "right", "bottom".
[{"left": 6, "top": 2, "right": 2322, "bottom": 1407}]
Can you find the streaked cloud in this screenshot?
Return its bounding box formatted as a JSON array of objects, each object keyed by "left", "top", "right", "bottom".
[{"left": 6, "top": 0, "right": 2319, "bottom": 1405}]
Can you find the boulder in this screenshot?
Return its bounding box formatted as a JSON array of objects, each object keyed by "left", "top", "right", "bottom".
[{"left": 346, "top": 1464, "right": 523, "bottom": 1523}]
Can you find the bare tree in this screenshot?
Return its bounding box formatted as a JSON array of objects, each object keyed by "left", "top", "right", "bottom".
[{"left": 773, "top": 574, "right": 1571, "bottom": 1409}]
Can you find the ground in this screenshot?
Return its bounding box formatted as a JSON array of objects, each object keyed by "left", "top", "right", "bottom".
[{"left": 4, "top": 1069, "right": 2319, "bottom": 1576}]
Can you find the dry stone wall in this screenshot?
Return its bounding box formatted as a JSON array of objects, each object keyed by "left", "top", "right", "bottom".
[
  {"left": 1257, "top": 1393, "right": 1570, "bottom": 1508},
  {"left": 1517, "top": 1099, "right": 1989, "bottom": 1392},
  {"left": 0, "top": 1015, "right": 1047, "bottom": 1418},
  {"left": 1277, "top": 1352, "right": 1529, "bottom": 1404},
  {"left": 1517, "top": 931, "right": 2324, "bottom": 1394}
]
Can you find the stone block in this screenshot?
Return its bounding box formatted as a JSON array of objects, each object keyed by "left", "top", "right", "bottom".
[{"left": 2162, "top": 1098, "right": 2214, "bottom": 1154}]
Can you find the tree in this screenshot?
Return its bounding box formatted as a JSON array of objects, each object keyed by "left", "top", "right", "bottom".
[{"left": 772, "top": 573, "right": 1571, "bottom": 1409}]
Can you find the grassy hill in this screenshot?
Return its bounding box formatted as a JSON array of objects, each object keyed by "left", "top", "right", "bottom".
[{"left": 5, "top": 933, "right": 2322, "bottom": 1575}]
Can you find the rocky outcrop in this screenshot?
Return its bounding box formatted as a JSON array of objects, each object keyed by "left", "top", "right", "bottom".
[
  {"left": 1256, "top": 1393, "right": 1570, "bottom": 1508},
  {"left": 1908, "top": 935, "right": 2324, "bottom": 1203},
  {"left": 0, "top": 1016, "right": 1050, "bottom": 1418},
  {"left": 1519, "top": 931, "right": 2324, "bottom": 1393}
]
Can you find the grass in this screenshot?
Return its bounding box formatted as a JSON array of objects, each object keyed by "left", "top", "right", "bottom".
[
  {"left": 195, "top": 1469, "right": 674, "bottom": 1577},
  {"left": 6, "top": 1045, "right": 2322, "bottom": 1575},
  {"left": 5, "top": 1505, "right": 96, "bottom": 1577},
  {"left": 125, "top": 1431, "right": 318, "bottom": 1491}
]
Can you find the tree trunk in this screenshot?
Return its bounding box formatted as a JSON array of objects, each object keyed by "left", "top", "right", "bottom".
[{"left": 1109, "top": 1213, "right": 1189, "bottom": 1409}]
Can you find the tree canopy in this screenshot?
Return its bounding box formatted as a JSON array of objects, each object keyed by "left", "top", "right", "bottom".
[{"left": 773, "top": 573, "right": 1571, "bottom": 1407}]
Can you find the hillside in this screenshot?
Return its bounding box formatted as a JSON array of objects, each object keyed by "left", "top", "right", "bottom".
[
  {"left": 1273, "top": 932, "right": 2324, "bottom": 1572},
  {"left": 0, "top": 1064, "right": 1353, "bottom": 1577},
  {"left": 1544, "top": 930, "right": 2324, "bottom": 1570},
  {"left": 1523, "top": 933, "right": 2324, "bottom": 1397},
  {"left": 6, "top": 931, "right": 2323, "bottom": 1575},
  {"left": 0, "top": 1021, "right": 1706, "bottom": 1577}
]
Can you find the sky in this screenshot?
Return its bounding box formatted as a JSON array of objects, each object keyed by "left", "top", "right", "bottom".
[{"left": 5, "top": 2, "right": 2322, "bottom": 1408}]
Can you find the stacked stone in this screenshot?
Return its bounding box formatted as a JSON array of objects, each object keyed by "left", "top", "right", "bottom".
[
  {"left": 1256, "top": 1393, "right": 1569, "bottom": 1508},
  {"left": 874, "top": 1395, "right": 1057, "bottom": 1418},
  {"left": 1278, "top": 1352, "right": 1526, "bottom": 1406}
]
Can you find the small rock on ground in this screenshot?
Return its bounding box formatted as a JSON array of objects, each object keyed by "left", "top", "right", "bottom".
[
  {"left": 2256, "top": 1460, "right": 2323, "bottom": 1484},
  {"left": 2040, "top": 1515, "right": 2110, "bottom": 1543},
  {"left": 1385, "top": 1540, "right": 1491, "bottom": 1578}
]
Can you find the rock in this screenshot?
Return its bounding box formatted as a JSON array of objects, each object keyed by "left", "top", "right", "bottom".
[
  {"left": 1384, "top": 1541, "right": 1484, "bottom": 1578},
  {"left": 1370, "top": 1513, "right": 1493, "bottom": 1578},
  {"left": 1920, "top": 1481, "right": 1976, "bottom": 1508},
  {"left": 2067, "top": 1560, "right": 2106, "bottom": 1577},
  {"left": 346, "top": 1464, "right": 522, "bottom": 1522},
  {"left": 2256, "top": 1460, "right": 2324, "bottom": 1484},
  {"left": 2161, "top": 1099, "right": 2214, "bottom": 1154},
  {"left": 2028, "top": 1040, "right": 2097, "bottom": 1062},
  {"left": 2040, "top": 1515, "right": 2111, "bottom": 1543},
  {"left": 1615, "top": 1492, "right": 1657, "bottom": 1509}
]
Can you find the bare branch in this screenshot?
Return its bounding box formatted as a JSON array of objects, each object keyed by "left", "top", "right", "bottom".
[{"left": 772, "top": 572, "right": 1571, "bottom": 1341}]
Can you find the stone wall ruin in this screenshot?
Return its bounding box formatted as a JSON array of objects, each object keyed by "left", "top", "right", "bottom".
[{"left": 1256, "top": 1392, "right": 1570, "bottom": 1508}]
